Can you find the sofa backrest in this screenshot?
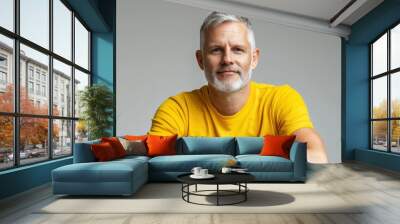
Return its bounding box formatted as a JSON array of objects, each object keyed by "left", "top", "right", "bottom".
[
  {"left": 73, "top": 139, "right": 100, "bottom": 163},
  {"left": 73, "top": 136, "right": 301, "bottom": 160},
  {"left": 235, "top": 137, "right": 263, "bottom": 155},
  {"left": 177, "top": 137, "right": 236, "bottom": 155}
]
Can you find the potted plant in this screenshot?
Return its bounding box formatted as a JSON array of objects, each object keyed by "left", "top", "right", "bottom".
[{"left": 79, "top": 84, "right": 113, "bottom": 140}]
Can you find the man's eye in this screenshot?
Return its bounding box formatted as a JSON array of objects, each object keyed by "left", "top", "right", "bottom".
[
  {"left": 211, "top": 48, "right": 221, "bottom": 53},
  {"left": 233, "top": 48, "right": 244, "bottom": 52}
]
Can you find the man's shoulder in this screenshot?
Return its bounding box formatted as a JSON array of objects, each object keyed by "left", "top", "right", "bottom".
[
  {"left": 161, "top": 85, "right": 206, "bottom": 107},
  {"left": 169, "top": 86, "right": 206, "bottom": 100}
]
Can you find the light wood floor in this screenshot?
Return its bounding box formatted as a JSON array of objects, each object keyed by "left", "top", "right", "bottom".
[{"left": 1, "top": 162, "right": 400, "bottom": 224}]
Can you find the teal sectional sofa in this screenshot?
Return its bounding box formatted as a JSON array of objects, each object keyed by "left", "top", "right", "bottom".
[{"left": 52, "top": 137, "right": 307, "bottom": 196}]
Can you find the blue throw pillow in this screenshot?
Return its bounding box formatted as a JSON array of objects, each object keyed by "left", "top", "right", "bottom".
[
  {"left": 179, "top": 137, "right": 236, "bottom": 155},
  {"left": 235, "top": 137, "right": 264, "bottom": 155}
]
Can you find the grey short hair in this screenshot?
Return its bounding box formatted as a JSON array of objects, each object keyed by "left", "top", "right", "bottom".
[{"left": 200, "top": 11, "right": 256, "bottom": 51}]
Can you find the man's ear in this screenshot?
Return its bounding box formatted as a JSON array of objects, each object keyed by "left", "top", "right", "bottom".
[
  {"left": 196, "top": 50, "right": 204, "bottom": 70},
  {"left": 251, "top": 48, "right": 260, "bottom": 69}
]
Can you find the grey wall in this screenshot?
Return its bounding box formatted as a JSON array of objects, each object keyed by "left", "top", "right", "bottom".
[{"left": 116, "top": 0, "right": 342, "bottom": 163}]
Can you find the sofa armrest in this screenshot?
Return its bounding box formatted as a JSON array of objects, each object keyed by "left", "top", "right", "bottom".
[
  {"left": 289, "top": 142, "right": 307, "bottom": 181},
  {"left": 73, "top": 140, "right": 100, "bottom": 163}
]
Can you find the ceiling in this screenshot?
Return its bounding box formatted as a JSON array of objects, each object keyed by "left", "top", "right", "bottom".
[
  {"left": 223, "top": 0, "right": 383, "bottom": 25},
  {"left": 165, "top": 0, "right": 385, "bottom": 38}
]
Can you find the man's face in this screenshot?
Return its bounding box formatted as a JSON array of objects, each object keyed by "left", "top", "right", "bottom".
[{"left": 196, "top": 21, "right": 259, "bottom": 93}]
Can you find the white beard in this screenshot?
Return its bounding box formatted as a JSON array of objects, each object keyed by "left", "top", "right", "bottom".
[{"left": 206, "top": 69, "right": 253, "bottom": 93}]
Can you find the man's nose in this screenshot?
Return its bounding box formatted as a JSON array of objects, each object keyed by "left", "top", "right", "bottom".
[{"left": 221, "top": 50, "right": 234, "bottom": 65}]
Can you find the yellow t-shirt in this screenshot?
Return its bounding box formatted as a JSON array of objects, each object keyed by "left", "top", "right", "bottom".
[{"left": 149, "top": 81, "right": 313, "bottom": 137}]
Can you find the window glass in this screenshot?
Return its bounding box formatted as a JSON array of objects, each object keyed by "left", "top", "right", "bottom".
[
  {"left": 391, "top": 24, "right": 400, "bottom": 70},
  {"left": 75, "top": 120, "right": 88, "bottom": 143},
  {"left": 0, "top": 35, "right": 14, "bottom": 113},
  {"left": 74, "top": 18, "right": 89, "bottom": 70},
  {"left": 74, "top": 69, "right": 89, "bottom": 118},
  {"left": 19, "top": 117, "right": 49, "bottom": 165},
  {"left": 53, "top": 119, "right": 72, "bottom": 157},
  {"left": 20, "top": 44, "right": 49, "bottom": 115},
  {"left": 372, "top": 121, "right": 388, "bottom": 151},
  {"left": 53, "top": 59, "right": 72, "bottom": 117},
  {"left": 391, "top": 72, "right": 400, "bottom": 118},
  {"left": 0, "top": 116, "right": 13, "bottom": 170},
  {"left": 0, "top": 0, "right": 14, "bottom": 31},
  {"left": 53, "top": 0, "right": 72, "bottom": 60},
  {"left": 372, "top": 34, "right": 387, "bottom": 76},
  {"left": 1, "top": 0, "right": 92, "bottom": 168},
  {"left": 20, "top": 0, "right": 49, "bottom": 49},
  {"left": 391, "top": 120, "right": 400, "bottom": 153},
  {"left": 372, "top": 77, "right": 387, "bottom": 119}
]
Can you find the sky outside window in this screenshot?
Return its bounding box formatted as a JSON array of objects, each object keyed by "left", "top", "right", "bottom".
[
  {"left": 0, "top": 0, "right": 14, "bottom": 31},
  {"left": 372, "top": 33, "right": 387, "bottom": 76},
  {"left": 6, "top": 0, "right": 89, "bottom": 69},
  {"left": 20, "top": 0, "right": 49, "bottom": 49},
  {"left": 75, "top": 18, "right": 89, "bottom": 70},
  {"left": 53, "top": 0, "right": 72, "bottom": 60},
  {"left": 391, "top": 24, "right": 400, "bottom": 70}
]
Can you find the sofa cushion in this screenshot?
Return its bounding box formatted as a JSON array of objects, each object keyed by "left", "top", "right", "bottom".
[
  {"left": 119, "top": 138, "right": 148, "bottom": 156},
  {"left": 179, "top": 137, "right": 236, "bottom": 155},
  {"left": 146, "top": 135, "right": 178, "bottom": 156},
  {"left": 52, "top": 158, "right": 148, "bottom": 183},
  {"left": 260, "top": 135, "right": 296, "bottom": 159},
  {"left": 236, "top": 155, "right": 293, "bottom": 172},
  {"left": 101, "top": 137, "right": 127, "bottom": 158},
  {"left": 91, "top": 142, "right": 118, "bottom": 161},
  {"left": 114, "top": 155, "right": 150, "bottom": 164},
  {"left": 124, "top": 135, "right": 147, "bottom": 141},
  {"left": 235, "top": 137, "right": 263, "bottom": 155},
  {"left": 148, "top": 154, "right": 235, "bottom": 172}
]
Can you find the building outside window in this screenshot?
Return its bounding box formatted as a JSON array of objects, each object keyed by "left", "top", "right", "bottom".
[
  {"left": 36, "top": 83, "right": 40, "bottom": 95},
  {"left": 0, "top": 71, "right": 6, "bottom": 84},
  {"left": 0, "top": 54, "right": 7, "bottom": 67},
  {"left": 28, "top": 67, "right": 34, "bottom": 80},
  {"left": 0, "top": 54, "right": 7, "bottom": 90},
  {"left": 42, "top": 85, "right": 46, "bottom": 97},
  {"left": 28, "top": 81, "right": 34, "bottom": 94},
  {"left": 35, "top": 70, "right": 40, "bottom": 81},
  {"left": 41, "top": 73, "right": 46, "bottom": 83}
]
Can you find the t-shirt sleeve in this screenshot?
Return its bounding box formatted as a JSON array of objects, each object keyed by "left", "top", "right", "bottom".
[
  {"left": 275, "top": 85, "right": 314, "bottom": 135},
  {"left": 148, "top": 96, "right": 187, "bottom": 136}
]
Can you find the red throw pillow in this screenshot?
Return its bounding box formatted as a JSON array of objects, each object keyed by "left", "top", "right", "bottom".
[
  {"left": 146, "top": 135, "right": 177, "bottom": 157},
  {"left": 101, "top": 137, "right": 127, "bottom": 158},
  {"left": 260, "top": 135, "right": 296, "bottom": 159},
  {"left": 91, "top": 142, "right": 118, "bottom": 161},
  {"left": 124, "top": 135, "right": 147, "bottom": 142}
]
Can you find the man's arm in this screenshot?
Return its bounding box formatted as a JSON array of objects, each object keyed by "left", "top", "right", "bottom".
[
  {"left": 149, "top": 96, "right": 186, "bottom": 136},
  {"left": 292, "top": 128, "right": 328, "bottom": 164}
]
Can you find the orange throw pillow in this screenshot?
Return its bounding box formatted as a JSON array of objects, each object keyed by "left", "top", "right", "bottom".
[
  {"left": 124, "top": 135, "right": 147, "bottom": 142},
  {"left": 146, "top": 135, "right": 177, "bottom": 157},
  {"left": 101, "top": 137, "right": 127, "bottom": 158},
  {"left": 260, "top": 135, "right": 296, "bottom": 159},
  {"left": 91, "top": 142, "right": 117, "bottom": 161}
]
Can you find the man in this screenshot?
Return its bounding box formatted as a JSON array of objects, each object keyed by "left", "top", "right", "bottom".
[{"left": 149, "top": 12, "right": 328, "bottom": 164}]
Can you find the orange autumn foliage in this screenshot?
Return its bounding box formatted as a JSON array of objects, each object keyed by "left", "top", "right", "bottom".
[{"left": 0, "top": 84, "right": 59, "bottom": 149}]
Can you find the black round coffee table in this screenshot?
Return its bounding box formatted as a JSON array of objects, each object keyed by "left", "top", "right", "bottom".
[{"left": 177, "top": 172, "right": 255, "bottom": 206}]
